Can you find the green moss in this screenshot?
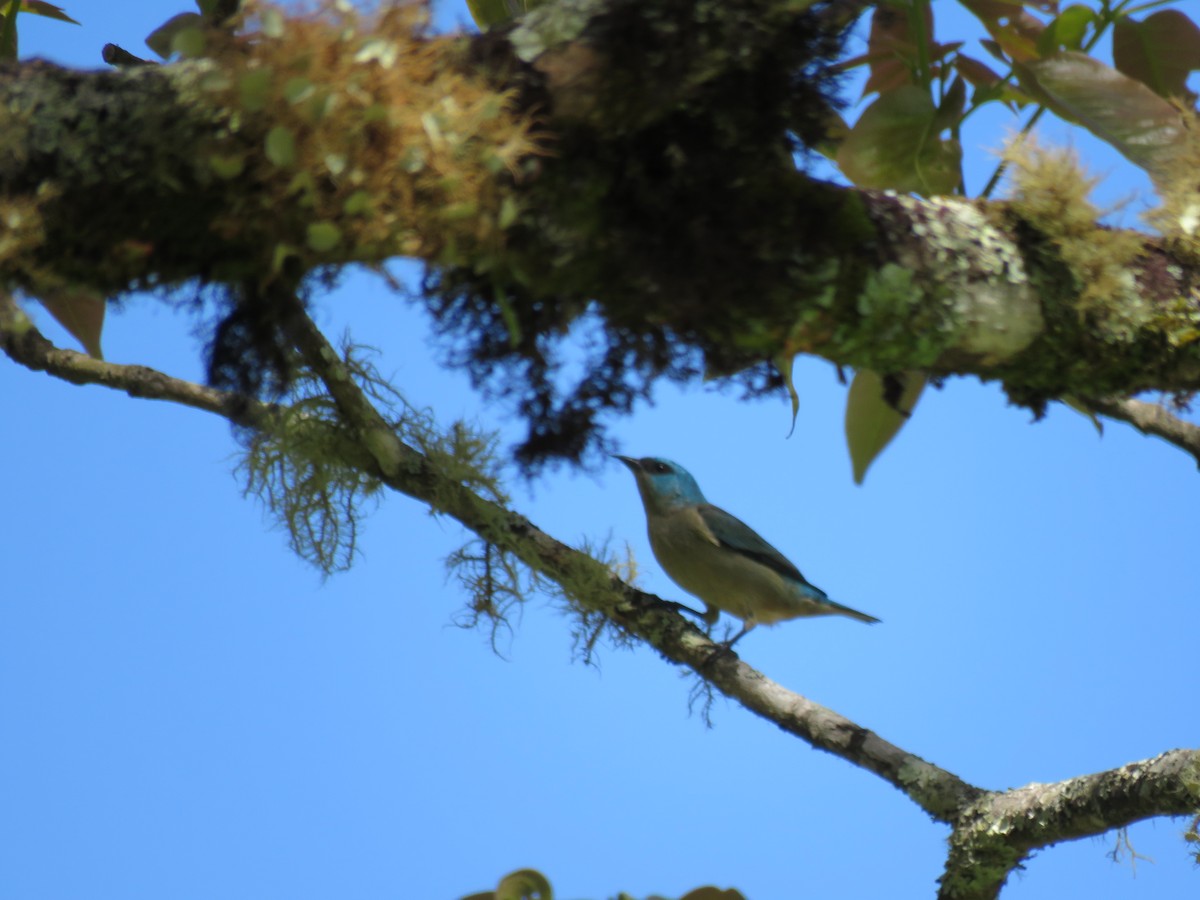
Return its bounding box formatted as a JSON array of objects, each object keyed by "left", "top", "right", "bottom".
[{"left": 832, "top": 263, "right": 955, "bottom": 370}]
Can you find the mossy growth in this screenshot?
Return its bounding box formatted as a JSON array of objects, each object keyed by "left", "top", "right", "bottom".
[
  {"left": 162, "top": 0, "right": 544, "bottom": 398},
  {"left": 1144, "top": 107, "right": 1200, "bottom": 267},
  {"left": 0, "top": 192, "right": 52, "bottom": 293},
  {"left": 193, "top": 0, "right": 541, "bottom": 272},
  {"left": 831, "top": 262, "right": 956, "bottom": 371},
  {"left": 995, "top": 138, "right": 1197, "bottom": 409},
  {"left": 239, "top": 339, "right": 506, "bottom": 571},
  {"left": 1002, "top": 139, "right": 1146, "bottom": 340},
  {"left": 238, "top": 346, "right": 385, "bottom": 575}
]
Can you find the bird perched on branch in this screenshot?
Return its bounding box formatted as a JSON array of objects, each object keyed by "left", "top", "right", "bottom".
[{"left": 615, "top": 455, "right": 879, "bottom": 646}]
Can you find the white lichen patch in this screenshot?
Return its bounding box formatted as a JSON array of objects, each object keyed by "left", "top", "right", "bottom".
[{"left": 891, "top": 194, "right": 1043, "bottom": 362}]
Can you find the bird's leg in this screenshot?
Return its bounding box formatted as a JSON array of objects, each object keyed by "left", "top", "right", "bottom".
[
  {"left": 662, "top": 600, "right": 714, "bottom": 623},
  {"left": 720, "top": 619, "right": 756, "bottom": 651},
  {"left": 700, "top": 619, "right": 755, "bottom": 668}
]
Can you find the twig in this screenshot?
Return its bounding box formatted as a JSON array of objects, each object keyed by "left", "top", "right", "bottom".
[{"left": 1090, "top": 396, "right": 1200, "bottom": 469}]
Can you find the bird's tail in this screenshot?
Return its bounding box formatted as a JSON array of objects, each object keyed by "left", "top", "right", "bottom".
[{"left": 830, "top": 600, "right": 881, "bottom": 624}]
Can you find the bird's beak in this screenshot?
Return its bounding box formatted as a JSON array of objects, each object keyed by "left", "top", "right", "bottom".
[{"left": 613, "top": 454, "right": 639, "bottom": 472}]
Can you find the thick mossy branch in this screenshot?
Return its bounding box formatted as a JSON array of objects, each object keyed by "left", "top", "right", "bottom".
[
  {"left": 0, "top": 61, "right": 242, "bottom": 294},
  {"left": 6, "top": 0, "right": 1200, "bottom": 468},
  {"left": 938, "top": 749, "right": 1200, "bottom": 900}
]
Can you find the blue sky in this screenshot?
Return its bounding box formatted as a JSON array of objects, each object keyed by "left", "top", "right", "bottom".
[{"left": 2, "top": 3, "right": 1197, "bottom": 899}]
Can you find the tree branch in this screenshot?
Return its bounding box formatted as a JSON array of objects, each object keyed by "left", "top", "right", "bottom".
[
  {"left": 0, "top": 290, "right": 268, "bottom": 428},
  {"left": 1089, "top": 396, "right": 1200, "bottom": 468},
  {"left": 7, "top": 290, "right": 1197, "bottom": 892},
  {"left": 1, "top": 287, "right": 979, "bottom": 821},
  {"left": 4, "top": 7, "right": 1200, "bottom": 432},
  {"left": 939, "top": 748, "right": 1200, "bottom": 900}
]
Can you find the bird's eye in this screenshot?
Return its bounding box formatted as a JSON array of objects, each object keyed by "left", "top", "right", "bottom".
[{"left": 649, "top": 461, "right": 671, "bottom": 474}]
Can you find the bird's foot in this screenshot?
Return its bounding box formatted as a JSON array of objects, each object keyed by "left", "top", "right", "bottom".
[{"left": 699, "top": 630, "right": 747, "bottom": 668}]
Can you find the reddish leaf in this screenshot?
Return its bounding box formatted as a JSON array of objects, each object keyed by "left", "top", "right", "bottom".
[
  {"left": 929, "top": 40, "right": 966, "bottom": 63},
  {"left": 1016, "top": 51, "right": 1185, "bottom": 175},
  {"left": 979, "top": 38, "right": 1009, "bottom": 63},
  {"left": 1113, "top": 10, "right": 1200, "bottom": 101},
  {"left": 961, "top": 0, "right": 1046, "bottom": 62},
  {"left": 37, "top": 287, "right": 105, "bottom": 358},
  {"left": 863, "top": 4, "right": 933, "bottom": 95},
  {"left": 954, "top": 53, "right": 1004, "bottom": 89}
]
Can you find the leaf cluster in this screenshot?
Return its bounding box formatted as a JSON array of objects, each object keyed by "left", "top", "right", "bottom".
[
  {"left": 460, "top": 867, "right": 746, "bottom": 900},
  {"left": 828, "top": 0, "right": 1200, "bottom": 479}
]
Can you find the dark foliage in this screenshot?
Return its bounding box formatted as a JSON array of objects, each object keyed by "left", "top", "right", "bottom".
[
  {"left": 206, "top": 279, "right": 304, "bottom": 399},
  {"left": 425, "top": 0, "right": 852, "bottom": 470}
]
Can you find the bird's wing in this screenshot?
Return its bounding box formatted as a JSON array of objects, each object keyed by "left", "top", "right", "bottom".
[{"left": 697, "top": 503, "right": 826, "bottom": 595}]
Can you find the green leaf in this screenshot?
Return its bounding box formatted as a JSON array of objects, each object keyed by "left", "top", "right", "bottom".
[
  {"left": 1112, "top": 10, "right": 1200, "bottom": 101},
  {"left": 1036, "top": 4, "right": 1094, "bottom": 56},
  {"left": 306, "top": 222, "right": 341, "bottom": 252},
  {"left": 494, "top": 288, "right": 522, "bottom": 348},
  {"left": 18, "top": 1, "right": 78, "bottom": 24},
  {"left": 498, "top": 196, "right": 520, "bottom": 229},
  {"left": 1061, "top": 396, "right": 1104, "bottom": 435},
  {"left": 208, "top": 153, "right": 244, "bottom": 179},
  {"left": 836, "top": 86, "right": 962, "bottom": 195},
  {"left": 845, "top": 369, "right": 925, "bottom": 484},
  {"left": 775, "top": 353, "right": 800, "bottom": 437},
  {"left": 271, "top": 242, "right": 298, "bottom": 274},
  {"left": 679, "top": 889, "right": 748, "bottom": 900},
  {"left": 343, "top": 190, "right": 372, "bottom": 215},
  {"left": 171, "top": 25, "right": 205, "bottom": 58},
  {"left": 466, "top": 0, "right": 534, "bottom": 30},
  {"left": 933, "top": 76, "right": 967, "bottom": 133},
  {"left": 1015, "top": 51, "right": 1185, "bottom": 175},
  {"left": 493, "top": 869, "right": 551, "bottom": 900},
  {"left": 36, "top": 287, "right": 105, "bottom": 359},
  {"left": 264, "top": 125, "right": 296, "bottom": 167},
  {"left": 259, "top": 6, "right": 284, "bottom": 38},
  {"left": 283, "top": 76, "right": 314, "bottom": 104},
  {"left": 145, "top": 11, "right": 202, "bottom": 59},
  {"left": 238, "top": 68, "right": 273, "bottom": 111}
]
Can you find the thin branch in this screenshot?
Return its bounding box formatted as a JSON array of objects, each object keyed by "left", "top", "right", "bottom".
[
  {"left": 7, "top": 294, "right": 1197, "bottom": 893},
  {"left": 0, "top": 290, "right": 268, "bottom": 428},
  {"left": 1090, "top": 395, "right": 1200, "bottom": 468},
  {"left": 1, "top": 289, "right": 981, "bottom": 822}
]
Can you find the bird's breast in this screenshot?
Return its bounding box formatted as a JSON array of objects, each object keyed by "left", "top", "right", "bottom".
[{"left": 647, "top": 508, "right": 803, "bottom": 623}]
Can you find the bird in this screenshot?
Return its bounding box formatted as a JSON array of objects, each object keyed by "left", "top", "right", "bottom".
[{"left": 615, "top": 455, "right": 879, "bottom": 646}]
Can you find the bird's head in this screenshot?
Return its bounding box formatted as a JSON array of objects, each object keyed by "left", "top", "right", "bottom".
[{"left": 614, "top": 456, "right": 707, "bottom": 513}]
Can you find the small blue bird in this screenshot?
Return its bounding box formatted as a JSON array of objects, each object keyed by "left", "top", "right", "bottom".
[{"left": 616, "top": 456, "right": 879, "bottom": 645}]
